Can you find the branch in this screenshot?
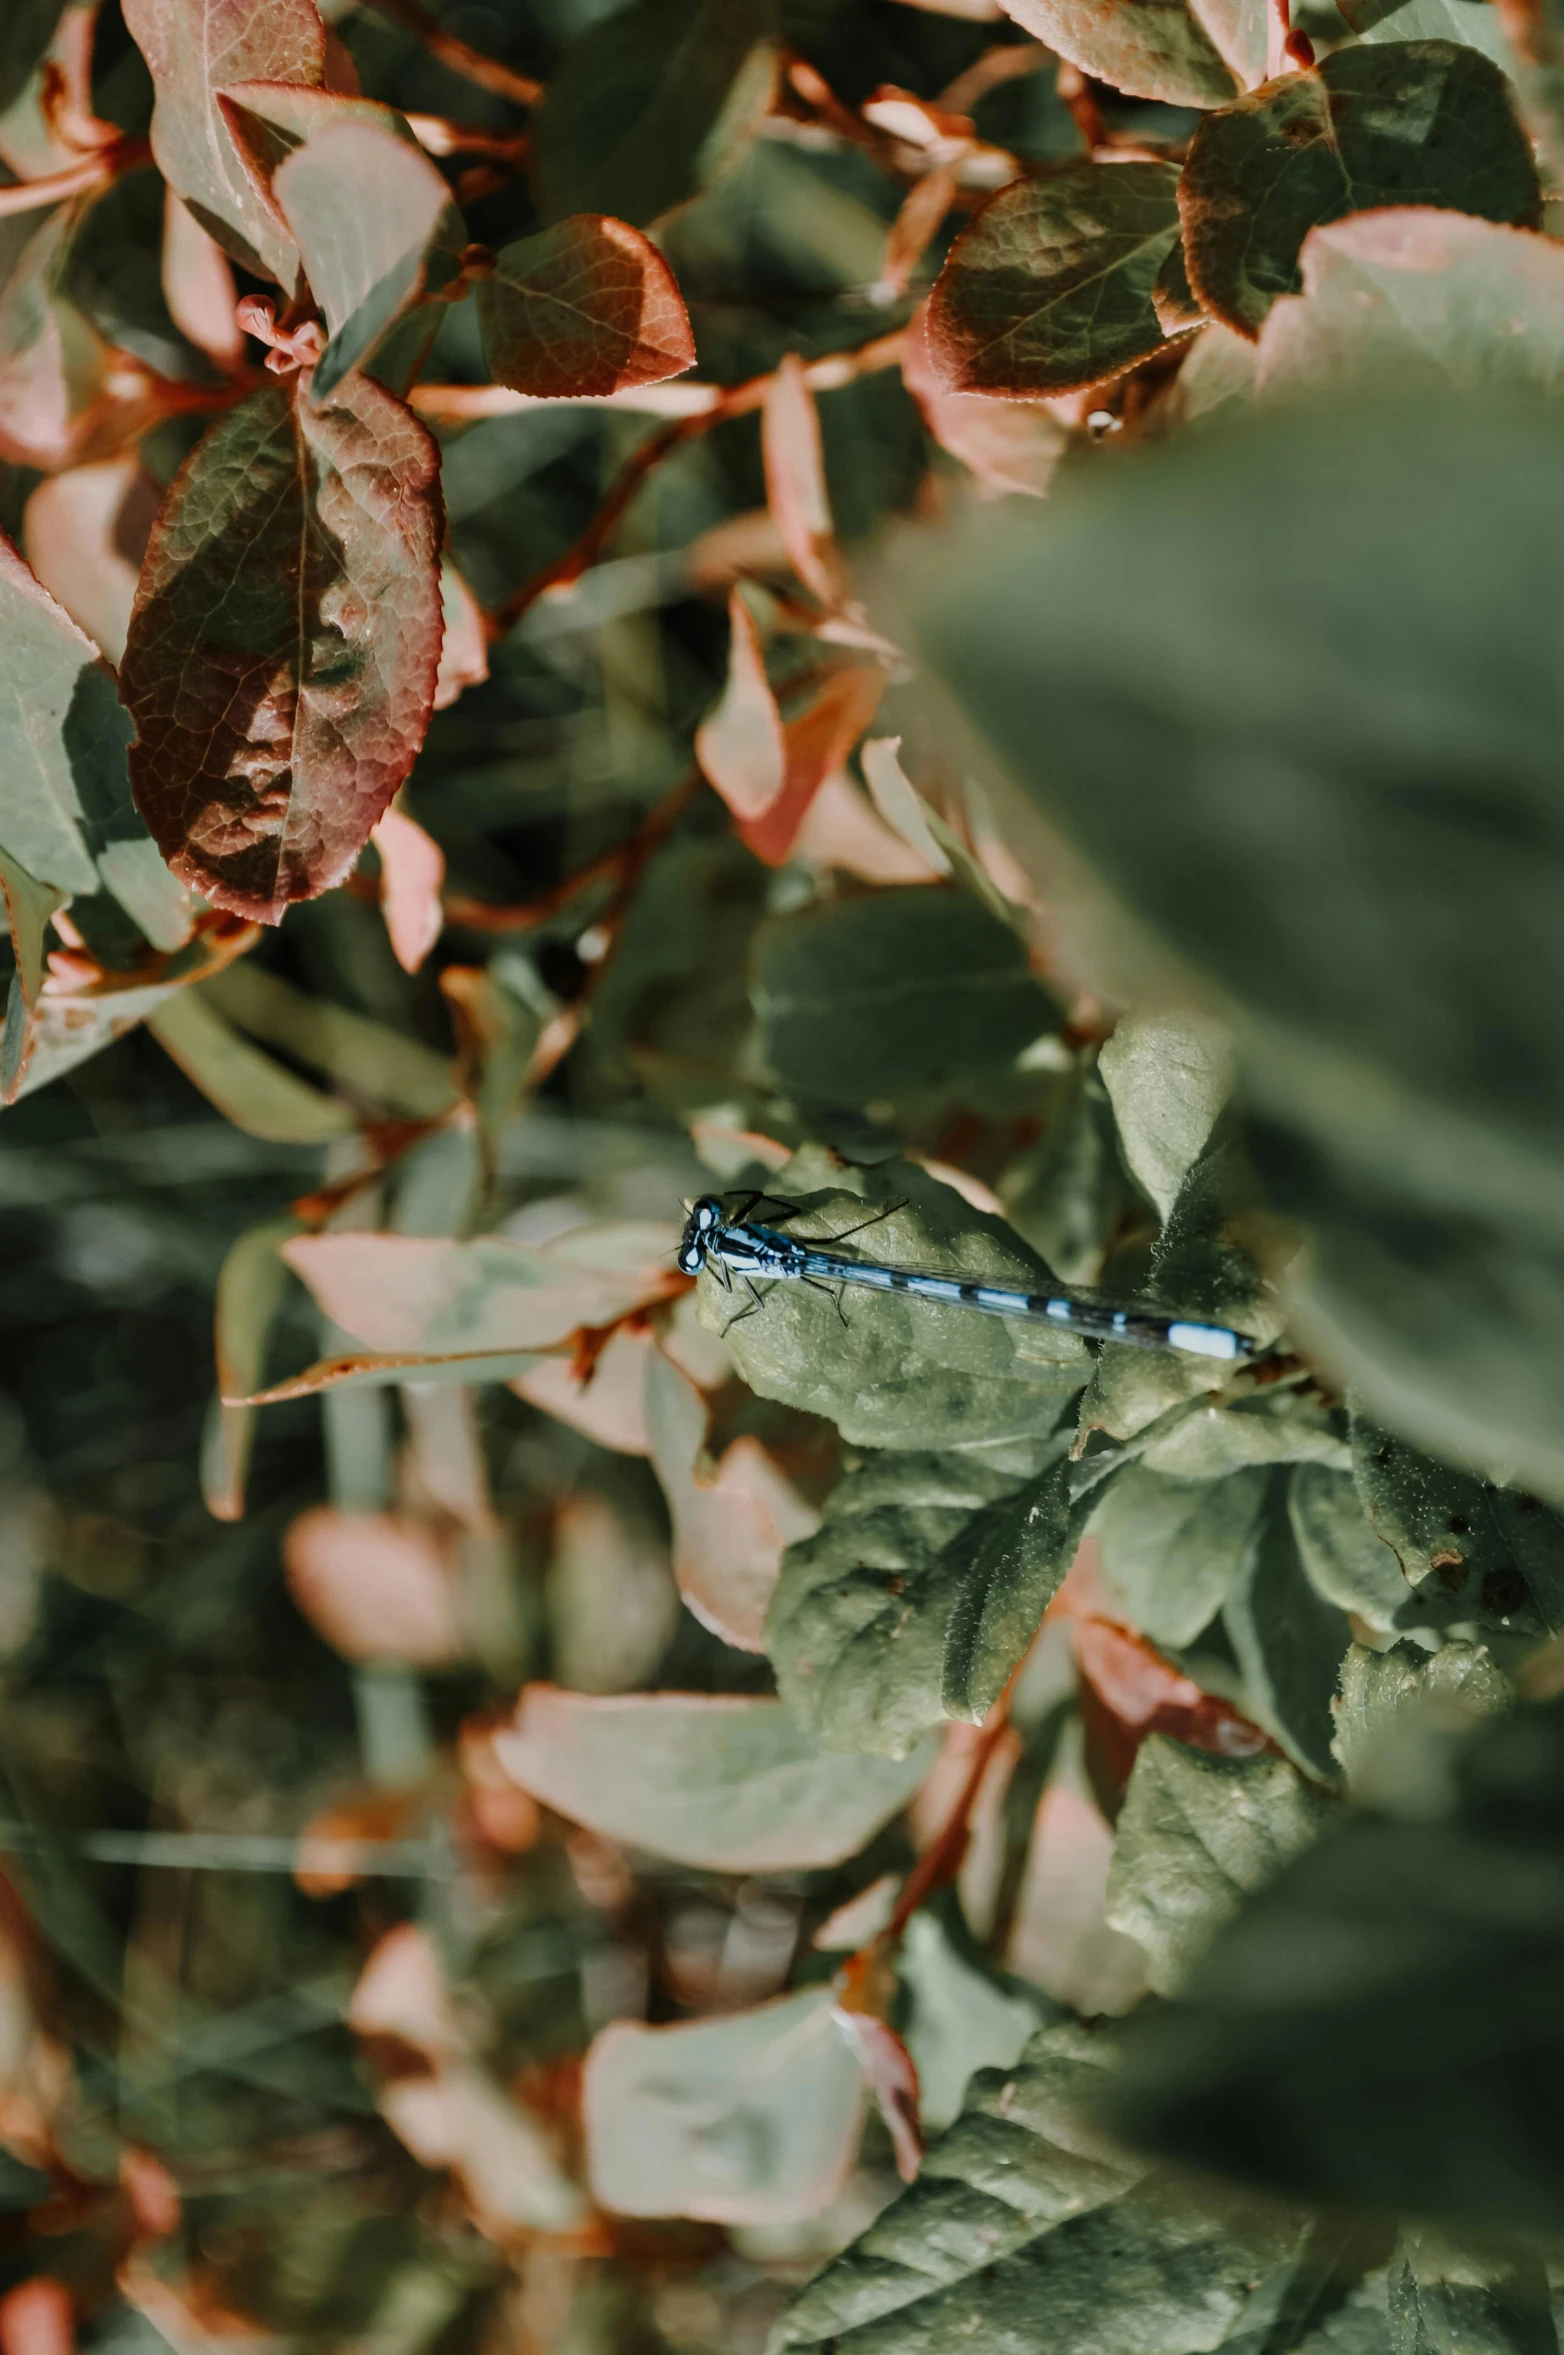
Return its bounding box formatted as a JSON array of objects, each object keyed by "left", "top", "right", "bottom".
[
  {"left": 0, "top": 135, "right": 148, "bottom": 218},
  {"left": 362, "top": 0, "right": 542, "bottom": 107}
]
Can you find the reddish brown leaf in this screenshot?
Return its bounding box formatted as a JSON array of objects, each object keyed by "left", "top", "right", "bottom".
[
  {"left": 476, "top": 213, "right": 696, "bottom": 398},
  {"left": 694, "top": 589, "right": 786, "bottom": 818},
  {"left": 433, "top": 556, "right": 488, "bottom": 710},
  {"left": 23, "top": 455, "right": 160, "bottom": 662},
  {"left": 0, "top": 2280, "right": 72, "bottom": 2355},
  {"left": 762, "top": 351, "right": 847, "bottom": 608},
  {"left": 739, "top": 663, "right": 886, "bottom": 866},
  {"left": 283, "top": 1504, "right": 466, "bottom": 1665},
  {"left": 372, "top": 803, "right": 444, "bottom": 974},
  {"left": 121, "top": 0, "right": 324, "bottom": 284},
  {"left": 161, "top": 188, "right": 242, "bottom": 368},
  {"left": 832, "top": 2008, "right": 923, "bottom": 2181},
  {"left": 119, "top": 371, "right": 444, "bottom": 923},
  {"left": 903, "top": 300, "right": 1069, "bottom": 498}
]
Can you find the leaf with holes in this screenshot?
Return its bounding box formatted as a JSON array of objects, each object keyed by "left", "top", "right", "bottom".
[
  {"left": 928, "top": 162, "right": 1184, "bottom": 398},
  {"left": 119, "top": 371, "right": 443, "bottom": 922},
  {"left": 478, "top": 214, "right": 694, "bottom": 398},
  {"left": 1181, "top": 42, "right": 1541, "bottom": 339}
]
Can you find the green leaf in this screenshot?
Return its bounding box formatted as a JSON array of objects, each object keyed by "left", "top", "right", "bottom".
[
  {"left": 584, "top": 1990, "right": 866, "bottom": 2223},
  {"left": 752, "top": 887, "right": 1057, "bottom": 1103},
  {"left": 766, "top": 1422, "right": 1081, "bottom": 1755},
  {"left": 769, "top": 2021, "right": 1142, "bottom": 2353},
  {"left": 706, "top": 1154, "right": 1090, "bottom": 1451},
  {"left": 1181, "top": 43, "right": 1541, "bottom": 339},
  {"left": 0, "top": 849, "right": 68, "bottom": 1015},
  {"left": 1341, "top": 0, "right": 1512, "bottom": 67},
  {"left": 1487, "top": 0, "right": 1564, "bottom": 181},
  {"left": 200, "top": 963, "right": 457, "bottom": 1120},
  {"left": 1107, "top": 1692, "right": 1564, "bottom": 2237},
  {"left": 900, "top": 1912, "right": 1039, "bottom": 2133},
  {"left": 0, "top": 0, "right": 67, "bottom": 118},
  {"left": 1389, "top": 2233, "right": 1556, "bottom": 2355},
  {"left": 773, "top": 2025, "right": 1302, "bottom": 2355},
  {"left": 202, "top": 1213, "right": 301, "bottom": 1522},
  {"left": 991, "top": 0, "right": 1239, "bottom": 106},
  {"left": 913, "top": 393, "right": 1564, "bottom": 1499},
  {"left": 1257, "top": 211, "right": 1564, "bottom": 402},
  {"left": 61, "top": 166, "right": 220, "bottom": 386},
  {"left": 147, "top": 989, "right": 356, "bottom": 1144},
  {"left": 1092, "top": 1463, "right": 1269, "bottom": 1648},
  {"left": 121, "top": 0, "right": 323, "bottom": 284},
  {"left": 493, "top": 1686, "right": 936, "bottom": 1871},
  {"left": 1099, "top": 1011, "right": 1236, "bottom": 1224},
  {"left": 1077, "top": 1147, "right": 1272, "bottom": 1445},
  {"left": 0, "top": 534, "right": 185, "bottom": 954},
  {"left": 119, "top": 374, "right": 444, "bottom": 923},
  {"left": 1105, "top": 1734, "right": 1334, "bottom": 1995},
  {"left": 283, "top": 1220, "right": 681, "bottom": 1361},
  {"left": 1330, "top": 1637, "right": 1512, "bottom": 1800},
  {"left": 926, "top": 162, "right": 1183, "bottom": 399},
  {"left": 1222, "top": 1475, "right": 1350, "bottom": 1779},
  {"left": 532, "top": 0, "right": 777, "bottom": 229},
  {"left": 477, "top": 214, "right": 696, "bottom": 399},
  {"left": 1141, "top": 1398, "right": 1347, "bottom": 1477},
  {"left": 1288, "top": 1462, "right": 1418, "bottom": 1631},
  {"left": 271, "top": 115, "right": 460, "bottom": 398},
  {"left": 1350, "top": 1416, "right": 1564, "bottom": 1639}
]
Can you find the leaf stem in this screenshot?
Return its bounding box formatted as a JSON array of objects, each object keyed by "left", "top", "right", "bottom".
[{"left": 361, "top": 0, "right": 542, "bottom": 108}]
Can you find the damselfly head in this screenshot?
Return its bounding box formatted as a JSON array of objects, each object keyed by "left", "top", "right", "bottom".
[{"left": 677, "top": 1195, "right": 723, "bottom": 1275}]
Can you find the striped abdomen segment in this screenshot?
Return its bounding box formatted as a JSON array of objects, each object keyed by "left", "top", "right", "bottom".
[{"left": 795, "top": 1251, "right": 1248, "bottom": 1361}]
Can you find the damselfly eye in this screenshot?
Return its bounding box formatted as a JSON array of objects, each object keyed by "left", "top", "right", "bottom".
[
  {"left": 693, "top": 1196, "right": 721, "bottom": 1230},
  {"left": 678, "top": 1243, "right": 703, "bottom": 1275}
]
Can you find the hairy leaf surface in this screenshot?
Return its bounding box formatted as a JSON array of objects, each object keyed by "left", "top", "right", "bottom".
[
  {"left": 1106, "top": 1736, "right": 1334, "bottom": 1995},
  {"left": 767, "top": 1425, "right": 1078, "bottom": 1755}
]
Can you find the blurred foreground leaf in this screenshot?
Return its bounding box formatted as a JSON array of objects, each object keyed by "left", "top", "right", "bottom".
[{"left": 916, "top": 393, "right": 1564, "bottom": 1500}]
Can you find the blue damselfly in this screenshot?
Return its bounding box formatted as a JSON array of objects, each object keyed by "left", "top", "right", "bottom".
[{"left": 678, "top": 1192, "right": 1254, "bottom": 1361}]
